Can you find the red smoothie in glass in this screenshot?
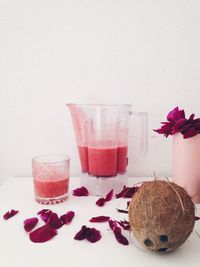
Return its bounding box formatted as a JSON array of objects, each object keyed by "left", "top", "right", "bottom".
[
  {"left": 34, "top": 178, "right": 69, "bottom": 198},
  {"left": 78, "top": 145, "right": 128, "bottom": 177}
]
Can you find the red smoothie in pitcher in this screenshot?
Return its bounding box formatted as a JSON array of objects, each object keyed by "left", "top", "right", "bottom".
[
  {"left": 78, "top": 145, "right": 128, "bottom": 177},
  {"left": 34, "top": 178, "right": 69, "bottom": 198},
  {"left": 78, "top": 146, "right": 88, "bottom": 173}
]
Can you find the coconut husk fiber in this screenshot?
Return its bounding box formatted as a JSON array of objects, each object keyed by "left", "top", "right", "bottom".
[{"left": 128, "top": 180, "right": 195, "bottom": 253}]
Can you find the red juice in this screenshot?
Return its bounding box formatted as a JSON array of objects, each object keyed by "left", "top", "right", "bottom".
[
  {"left": 117, "top": 146, "right": 128, "bottom": 174},
  {"left": 78, "top": 146, "right": 88, "bottom": 173},
  {"left": 77, "top": 144, "right": 128, "bottom": 177},
  {"left": 34, "top": 178, "right": 69, "bottom": 198},
  {"left": 88, "top": 147, "right": 118, "bottom": 177}
]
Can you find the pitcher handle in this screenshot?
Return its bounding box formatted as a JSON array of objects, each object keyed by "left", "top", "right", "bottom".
[{"left": 130, "top": 111, "right": 148, "bottom": 160}]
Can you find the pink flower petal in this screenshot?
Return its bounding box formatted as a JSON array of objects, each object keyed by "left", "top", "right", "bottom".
[
  {"left": 37, "top": 209, "right": 52, "bottom": 223},
  {"left": 3, "top": 209, "right": 19, "bottom": 220},
  {"left": 73, "top": 186, "right": 89, "bottom": 196},
  {"left": 60, "top": 211, "right": 75, "bottom": 225},
  {"left": 29, "top": 225, "right": 57, "bottom": 243},
  {"left": 116, "top": 186, "right": 138, "bottom": 198},
  {"left": 24, "top": 217, "right": 39, "bottom": 232},
  {"left": 86, "top": 228, "right": 101, "bottom": 243},
  {"left": 116, "top": 209, "right": 128, "bottom": 214},
  {"left": 113, "top": 226, "right": 129, "bottom": 245},
  {"left": 89, "top": 216, "right": 110, "bottom": 223},
  {"left": 108, "top": 219, "right": 118, "bottom": 230},
  {"left": 105, "top": 189, "right": 113, "bottom": 202},
  {"left": 46, "top": 213, "right": 63, "bottom": 229},
  {"left": 96, "top": 189, "right": 114, "bottom": 207},
  {"left": 74, "top": 225, "right": 101, "bottom": 243},
  {"left": 116, "top": 220, "right": 131, "bottom": 231},
  {"left": 96, "top": 198, "right": 106, "bottom": 207}
]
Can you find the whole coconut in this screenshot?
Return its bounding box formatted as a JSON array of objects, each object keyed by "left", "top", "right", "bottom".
[{"left": 128, "top": 180, "right": 195, "bottom": 253}]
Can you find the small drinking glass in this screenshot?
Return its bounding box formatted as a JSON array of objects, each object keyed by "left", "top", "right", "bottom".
[{"left": 32, "top": 154, "right": 70, "bottom": 204}]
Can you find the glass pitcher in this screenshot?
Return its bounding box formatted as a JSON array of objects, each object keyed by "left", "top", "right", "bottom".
[{"left": 67, "top": 104, "right": 148, "bottom": 196}]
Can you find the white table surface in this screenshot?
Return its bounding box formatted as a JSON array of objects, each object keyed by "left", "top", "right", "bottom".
[{"left": 0, "top": 177, "right": 200, "bottom": 267}]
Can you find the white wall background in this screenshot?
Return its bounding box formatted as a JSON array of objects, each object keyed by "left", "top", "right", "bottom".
[{"left": 0, "top": 0, "right": 200, "bottom": 184}]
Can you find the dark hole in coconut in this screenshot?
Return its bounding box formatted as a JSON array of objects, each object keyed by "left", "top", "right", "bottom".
[
  {"left": 157, "top": 247, "right": 168, "bottom": 252},
  {"left": 144, "top": 239, "right": 153, "bottom": 247},
  {"left": 159, "top": 235, "right": 168, "bottom": 242}
]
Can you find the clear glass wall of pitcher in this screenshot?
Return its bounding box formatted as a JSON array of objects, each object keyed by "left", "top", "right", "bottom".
[{"left": 67, "top": 104, "right": 148, "bottom": 196}]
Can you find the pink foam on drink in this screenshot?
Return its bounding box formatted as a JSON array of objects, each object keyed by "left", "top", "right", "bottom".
[
  {"left": 34, "top": 178, "right": 69, "bottom": 198},
  {"left": 78, "top": 145, "right": 128, "bottom": 177}
]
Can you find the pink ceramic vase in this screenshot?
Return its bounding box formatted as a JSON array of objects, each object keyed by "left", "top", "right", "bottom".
[{"left": 173, "top": 133, "right": 200, "bottom": 203}]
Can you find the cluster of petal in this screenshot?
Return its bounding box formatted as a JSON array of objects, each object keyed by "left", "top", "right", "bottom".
[
  {"left": 23, "top": 217, "right": 39, "bottom": 232},
  {"left": 96, "top": 190, "right": 113, "bottom": 207},
  {"left": 3, "top": 209, "right": 19, "bottom": 220},
  {"left": 74, "top": 225, "right": 101, "bottom": 243},
  {"left": 73, "top": 187, "right": 89, "bottom": 197},
  {"left": 108, "top": 220, "right": 129, "bottom": 245},
  {"left": 154, "top": 106, "right": 200, "bottom": 138},
  {"left": 37, "top": 209, "right": 52, "bottom": 223},
  {"left": 116, "top": 186, "right": 138, "bottom": 199},
  {"left": 28, "top": 210, "right": 75, "bottom": 243}
]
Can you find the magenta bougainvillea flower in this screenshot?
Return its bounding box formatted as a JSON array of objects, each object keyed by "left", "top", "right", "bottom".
[
  {"left": 154, "top": 106, "right": 200, "bottom": 138},
  {"left": 46, "top": 213, "right": 63, "bottom": 229},
  {"left": 74, "top": 225, "right": 101, "bottom": 243},
  {"left": 116, "top": 186, "right": 138, "bottom": 199},
  {"left": 29, "top": 225, "right": 57, "bottom": 243},
  {"left": 60, "top": 211, "right": 75, "bottom": 225},
  {"left": 3, "top": 209, "right": 19, "bottom": 220},
  {"left": 73, "top": 186, "right": 89, "bottom": 197},
  {"left": 89, "top": 216, "right": 110, "bottom": 223},
  {"left": 23, "top": 217, "right": 39, "bottom": 232},
  {"left": 37, "top": 209, "right": 52, "bottom": 223},
  {"left": 108, "top": 219, "right": 129, "bottom": 245},
  {"left": 96, "top": 189, "right": 113, "bottom": 207}
]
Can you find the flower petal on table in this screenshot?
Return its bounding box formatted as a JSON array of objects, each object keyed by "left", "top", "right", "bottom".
[
  {"left": 86, "top": 228, "right": 101, "bottom": 243},
  {"left": 74, "top": 225, "right": 101, "bottom": 243},
  {"left": 96, "top": 198, "right": 106, "bottom": 207},
  {"left": 24, "top": 217, "right": 39, "bottom": 232},
  {"left": 105, "top": 189, "right": 113, "bottom": 202},
  {"left": 89, "top": 216, "right": 110, "bottom": 223},
  {"left": 37, "top": 209, "right": 52, "bottom": 223},
  {"left": 116, "top": 186, "right": 138, "bottom": 198},
  {"left": 3, "top": 209, "right": 19, "bottom": 220},
  {"left": 116, "top": 208, "right": 128, "bottom": 214},
  {"left": 113, "top": 226, "right": 129, "bottom": 245},
  {"left": 60, "top": 211, "right": 75, "bottom": 224},
  {"left": 73, "top": 186, "right": 89, "bottom": 196},
  {"left": 46, "top": 213, "right": 63, "bottom": 229},
  {"left": 29, "top": 225, "right": 57, "bottom": 243},
  {"left": 116, "top": 220, "right": 131, "bottom": 231},
  {"left": 74, "top": 225, "right": 88, "bottom": 241}
]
